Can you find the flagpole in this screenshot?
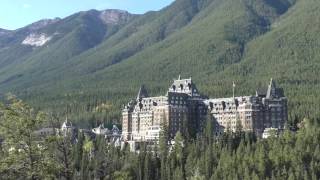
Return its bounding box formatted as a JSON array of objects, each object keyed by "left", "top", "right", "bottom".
[{"left": 233, "top": 82, "right": 235, "bottom": 99}]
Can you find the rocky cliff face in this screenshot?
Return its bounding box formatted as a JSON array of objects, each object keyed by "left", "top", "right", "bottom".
[
  {"left": 0, "top": 9, "right": 135, "bottom": 48},
  {"left": 18, "top": 19, "right": 60, "bottom": 47},
  {"left": 24, "top": 18, "right": 61, "bottom": 31},
  {"left": 21, "top": 33, "right": 53, "bottom": 47},
  {"left": 99, "top": 9, "right": 134, "bottom": 25},
  {"left": 0, "top": 18, "right": 61, "bottom": 48},
  {"left": 0, "top": 8, "right": 137, "bottom": 66}
]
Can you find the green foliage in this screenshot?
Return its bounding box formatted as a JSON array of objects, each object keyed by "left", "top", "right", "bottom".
[
  {"left": 48, "top": 133, "right": 74, "bottom": 179},
  {"left": 1, "top": 98, "right": 320, "bottom": 180},
  {"left": 0, "top": 95, "right": 55, "bottom": 179},
  {"left": 0, "top": 0, "right": 318, "bottom": 128},
  {"left": 1, "top": 0, "right": 320, "bottom": 177}
]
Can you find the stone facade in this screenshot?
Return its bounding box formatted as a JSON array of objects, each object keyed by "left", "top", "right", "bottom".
[
  {"left": 122, "top": 77, "right": 287, "bottom": 141},
  {"left": 122, "top": 77, "right": 207, "bottom": 141},
  {"left": 206, "top": 79, "right": 287, "bottom": 135}
]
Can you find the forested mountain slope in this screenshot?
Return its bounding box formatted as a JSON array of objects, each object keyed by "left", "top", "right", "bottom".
[
  {"left": 0, "top": 9, "right": 135, "bottom": 87},
  {"left": 0, "top": 0, "right": 319, "bottom": 126}
]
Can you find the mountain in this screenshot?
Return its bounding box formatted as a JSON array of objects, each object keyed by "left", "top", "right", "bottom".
[
  {"left": 0, "top": 0, "right": 319, "bottom": 126},
  {"left": 0, "top": 28, "right": 10, "bottom": 35},
  {"left": 0, "top": 9, "right": 135, "bottom": 74}
]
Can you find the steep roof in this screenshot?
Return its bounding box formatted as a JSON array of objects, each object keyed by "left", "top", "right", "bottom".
[
  {"left": 168, "top": 75, "right": 201, "bottom": 97},
  {"left": 264, "top": 78, "right": 285, "bottom": 98},
  {"left": 136, "top": 85, "right": 148, "bottom": 100},
  {"left": 256, "top": 88, "right": 267, "bottom": 97},
  {"left": 61, "top": 117, "right": 73, "bottom": 129}
]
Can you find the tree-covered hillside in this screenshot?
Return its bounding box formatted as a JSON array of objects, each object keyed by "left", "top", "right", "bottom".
[
  {"left": 0, "top": 0, "right": 319, "bottom": 127},
  {"left": 1, "top": 98, "right": 319, "bottom": 179}
]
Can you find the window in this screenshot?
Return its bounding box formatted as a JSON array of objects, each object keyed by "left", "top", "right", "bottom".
[{"left": 172, "top": 85, "right": 176, "bottom": 91}]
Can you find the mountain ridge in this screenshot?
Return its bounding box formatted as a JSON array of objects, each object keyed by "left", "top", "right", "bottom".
[{"left": 0, "top": 0, "right": 319, "bottom": 126}]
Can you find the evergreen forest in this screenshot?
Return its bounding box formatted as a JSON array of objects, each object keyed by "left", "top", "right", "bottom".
[{"left": 0, "top": 97, "right": 319, "bottom": 180}]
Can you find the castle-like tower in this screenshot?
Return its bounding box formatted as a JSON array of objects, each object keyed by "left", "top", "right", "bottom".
[
  {"left": 122, "top": 77, "right": 287, "bottom": 141},
  {"left": 205, "top": 79, "right": 287, "bottom": 135},
  {"left": 122, "top": 76, "right": 207, "bottom": 141}
]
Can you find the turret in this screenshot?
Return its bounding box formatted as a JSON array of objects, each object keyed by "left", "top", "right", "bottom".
[
  {"left": 61, "top": 116, "right": 73, "bottom": 130},
  {"left": 168, "top": 75, "right": 200, "bottom": 97},
  {"left": 266, "top": 78, "right": 276, "bottom": 98},
  {"left": 60, "top": 116, "right": 75, "bottom": 136},
  {"left": 136, "top": 85, "right": 148, "bottom": 101}
]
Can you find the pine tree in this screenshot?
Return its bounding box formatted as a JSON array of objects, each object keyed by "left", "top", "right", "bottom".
[
  {"left": 173, "top": 131, "right": 186, "bottom": 180},
  {"left": 73, "top": 131, "right": 84, "bottom": 172},
  {"left": 0, "top": 95, "right": 55, "bottom": 179},
  {"left": 80, "top": 137, "right": 94, "bottom": 180},
  {"left": 159, "top": 120, "right": 169, "bottom": 180},
  {"left": 204, "top": 113, "right": 213, "bottom": 145},
  {"left": 93, "top": 135, "right": 108, "bottom": 179},
  {"left": 54, "top": 135, "right": 74, "bottom": 180},
  {"left": 190, "top": 168, "right": 205, "bottom": 180},
  {"left": 204, "top": 144, "right": 213, "bottom": 178},
  {"left": 143, "top": 153, "right": 152, "bottom": 180},
  {"left": 173, "top": 166, "right": 184, "bottom": 180}
]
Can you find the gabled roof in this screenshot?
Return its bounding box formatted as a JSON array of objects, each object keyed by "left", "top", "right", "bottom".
[
  {"left": 92, "top": 124, "right": 109, "bottom": 135},
  {"left": 256, "top": 78, "right": 285, "bottom": 99},
  {"left": 168, "top": 75, "right": 201, "bottom": 97},
  {"left": 61, "top": 117, "right": 73, "bottom": 129},
  {"left": 136, "top": 85, "right": 148, "bottom": 100},
  {"left": 256, "top": 88, "right": 267, "bottom": 97},
  {"left": 266, "top": 78, "right": 276, "bottom": 98}
]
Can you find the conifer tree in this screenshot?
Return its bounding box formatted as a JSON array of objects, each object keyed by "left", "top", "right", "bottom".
[
  {"left": 204, "top": 113, "right": 214, "bottom": 145},
  {"left": 93, "top": 135, "right": 108, "bottom": 179},
  {"left": 143, "top": 153, "right": 152, "bottom": 180},
  {"left": 159, "top": 118, "right": 169, "bottom": 180},
  {"left": 0, "top": 95, "right": 55, "bottom": 179}
]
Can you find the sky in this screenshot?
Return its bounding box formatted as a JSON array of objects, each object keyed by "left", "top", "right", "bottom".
[{"left": 0, "top": 0, "right": 174, "bottom": 30}]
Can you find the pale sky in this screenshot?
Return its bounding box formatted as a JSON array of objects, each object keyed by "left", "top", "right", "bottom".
[{"left": 0, "top": 0, "right": 174, "bottom": 30}]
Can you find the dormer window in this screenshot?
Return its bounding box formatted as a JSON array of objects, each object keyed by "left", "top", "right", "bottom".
[
  {"left": 222, "top": 101, "right": 226, "bottom": 110},
  {"left": 209, "top": 102, "right": 213, "bottom": 110},
  {"left": 180, "top": 84, "right": 183, "bottom": 90},
  {"left": 172, "top": 85, "right": 176, "bottom": 91}
]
